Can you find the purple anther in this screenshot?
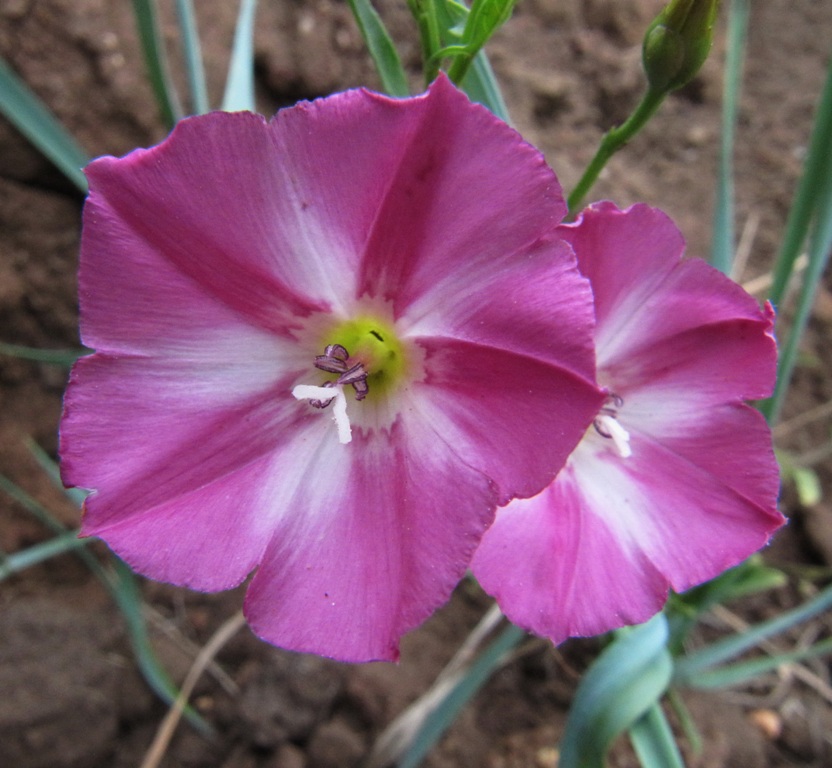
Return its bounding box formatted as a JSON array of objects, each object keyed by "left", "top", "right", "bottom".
[
  {"left": 311, "top": 345, "right": 370, "bottom": 403},
  {"left": 352, "top": 379, "right": 369, "bottom": 401},
  {"left": 309, "top": 380, "right": 335, "bottom": 409}
]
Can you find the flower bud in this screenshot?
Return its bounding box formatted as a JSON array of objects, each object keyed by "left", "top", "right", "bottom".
[{"left": 642, "top": 0, "right": 719, "bottom": 94}]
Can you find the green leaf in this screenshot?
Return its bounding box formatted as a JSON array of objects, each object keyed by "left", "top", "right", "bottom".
[
  {"left": 348, "top": 0, "right": 410, "bottom": 97},
  {"left": 446, "top": 0, "right": 516, "bottom": 87},
  {"left": 132, "top": 0, "right": 183, "bottom": 128},
  {"left": 398, "top": 623, "right": 525, "bottom": 768},
  {"left": 222, "top": 0, "right": 258, "bottom": 112},
  {"left": 761, "top": 115, "right": 832, "bottom": 424},
  {"left": 710, "top": 0, "right": 748, "bottom": 274},
  {"left": 683, "top": 636, "right": 832, "bottom": 690},
  {"left": 175, "top": 0, "right": 209, "bottom": 114},
  {"left": 0, "top": 342, "right": 88, "bottom": 366},
  {"left": 435, "top": 0, "right": 511, "bottom": 121},
  {"left": 559, "top": 614, "right": 673, "bottom": 768},
  {"left": 768, "top": 51, "right": 832, "bottom": 309},
  {"left": 674, "top": 581, "right": 832, "bottom": 684},
  {"left": 629, "top": 702, "right": 687, "bottom": 768},
  {"left": 3, "top": 453, "right": 211, "bottom": 734},
  {"left": 0, "top": 529, "right": 89, "bottom": 581},
  {"left": 0, "top": 56, "right": 89, "bottom": 192}
]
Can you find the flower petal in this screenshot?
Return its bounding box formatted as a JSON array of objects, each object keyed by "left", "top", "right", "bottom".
[
  {"left": 404, "top": 236, "right": 598, "bottom": 382},
  {"left": 472, "top": 474, "right": 667, "bottom": 641},
  {"left": 83, "top": 113, "right": 330, "bottom": 344},
  {"left": 62, "top": 354, "right": 305, "bottom": 532},
  {"left": 245, "top": 418, "right": 497, "bottom": 662},
  {"left": 357, "top": 75, "right": 568, "bottom": 322},
  {"left": 559, "top": 202, "right": 776, "bottom": 398},
  {"left": 412, "top": 336, "right": 604, "bottom": 504},
  {"left": 474, "top": 421, "right": 784, "bottom": 641}
]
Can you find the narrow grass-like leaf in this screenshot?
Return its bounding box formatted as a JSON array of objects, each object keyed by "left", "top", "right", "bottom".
[
  {"left": 684, "top": 636, "right": 832, "bottom": 690},
  {"left": 559, "top": 614, "right": 673, "bottom": 768},
  {"left": 348, "top": 0, "right": 409, "bottom": 97},
  {"left": 175, "top": 0, "right": 209, "bottom": 114},
  {"left": 132, "top": 0, "right": 183, "bottom": 127},
  {"left": 222, "top": 0, "right": 258, "bottom": 112},
  {"left": 0, "top": 56, "right": 89, "bottom": 191},
  {"left": 0, "top": 530, "right": 88, "bottom": 581},
  {"left": 768, "top": 55, "right": 832, "bottom": 309},
  {"left": 460, "top": 49, "right": 510, "bottom": 122},
  {"left": 668, "top": 689, "right": 703, "bottom": 757},
  {"left": 0, "top": 473, "right": 66, "bottom": 534},
  {"left": 674, "top": 581, "right": 832, "bottom": 683},
  {"left": 3, "top": 456, "right": 211, "bottom": 733},
  {"left": 762, "top": 140, "right": 832, "bottom": 425},
  {"left": 629, "top": 702, "right": 687, "bottom": 768},
  {"left": 667, "top": 558, "right": 787, "bottom": 653},
  {"left": 0, "top": 341, "right": 88, "bottom": 366},
  {"left": 710, "top": 0, "right": 748, "bottom": 274},
  {"left": 397, "top": 623, "right": 525, "bottom": 768}
]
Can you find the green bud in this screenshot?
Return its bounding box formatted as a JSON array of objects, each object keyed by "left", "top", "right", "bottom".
[{"left": 642, "top": 0, "right": 719, "bottom": 94}]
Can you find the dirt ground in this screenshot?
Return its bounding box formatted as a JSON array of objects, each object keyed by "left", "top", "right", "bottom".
[{"left": 1, "top": 1, "right": 832, "bottom": 766}]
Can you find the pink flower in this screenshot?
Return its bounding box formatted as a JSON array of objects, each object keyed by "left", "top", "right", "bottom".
[
  {"left": 59, "top": 77, "right": 603, "bottom": 661},
  {"left": 472, "top": 202, "right": 785, "bottom": 643}
]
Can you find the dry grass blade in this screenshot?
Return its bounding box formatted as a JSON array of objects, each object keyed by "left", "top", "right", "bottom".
[
  {"left": 366, "top": 602, "right": 509, "bottom": 768},
  {"left": 742, "top": 253, "right": 809, "bottom": 297},
  {"left": 774, "top": 397, "right": 832, "bottom": 439},
  {"left": 140, "top": 609, "right": 246, "bottom": 768},
  {"left": 731, "top": 210, "right": 761, "bottom": 282}
]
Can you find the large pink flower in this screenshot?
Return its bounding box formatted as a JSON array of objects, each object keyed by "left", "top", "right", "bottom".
[
  {"left": 59, "top": 77, "right": 603, "bottom": 661},
  {"left": 472, "top": 202, "right": 785, "bottom": 642}
]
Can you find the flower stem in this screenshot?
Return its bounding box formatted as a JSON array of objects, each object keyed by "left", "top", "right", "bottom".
[{"left": 567, "top": 87, "right": 666, "bottom": 217}]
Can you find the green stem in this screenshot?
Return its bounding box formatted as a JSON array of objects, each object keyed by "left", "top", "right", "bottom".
[
  {"left": 447, "top": 49, "right": 476, "bottom": 86},
  {"left": 567, "top": 87, "right": 666, "bottom": 217},
  {"left": 409, "top": 0, "right": 443, "bottom": 86}
]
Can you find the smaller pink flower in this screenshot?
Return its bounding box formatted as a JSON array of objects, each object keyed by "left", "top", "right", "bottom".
[{"left": 472, "top": 202, "right": 785, "bottom": 642}]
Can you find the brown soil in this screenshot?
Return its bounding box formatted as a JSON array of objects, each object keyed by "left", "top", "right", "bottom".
[{"left": 2, "top": 1, "right": 831, "bottom": 767}]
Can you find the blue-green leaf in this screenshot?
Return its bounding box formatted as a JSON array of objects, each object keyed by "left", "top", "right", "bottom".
[
  {"left": 175, "top": 0, "right": 209, "bottom": 114},
  {"left": 710, "top": 0, "right": 748, "bottom": 274},
  {"left": 348, "top": 0, "right": 410, "bottom": 97},
  {"left": 132, "top": 0, "right": 183, "bottom": 127},
  {"left": 222, "top": 0, "right": 258, "bottom": 112},
  {"left": 629, "top": 702, "right": 687, "bottom": 768},
  {"left": 0, "top": 342, "right": 88, "bottom": 366},
  {"left": 0, "top": 56, "right": 89, "bottom": 191},
  {"left": 559, "top": 614, "right": 673, "bottom": 768},
  {"left": 675, "top": 581, "right": 832, "bottom": 684}
]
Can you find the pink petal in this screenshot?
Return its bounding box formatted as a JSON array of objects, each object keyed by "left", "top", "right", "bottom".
[
  {"left": 357, "top": 76, "right": 568, "bottom": 320},
  {"left": 414, "top": 336, "right": 604, "bottom": 504},
  {"left": 474, "top": 421, "right": 784, "bottom": 641},
  {"left": 472, "top": 474, "right": 667, "bottom": 641},
  {"left": 559, "top": 203, "right": 776, "bottom": 397},
  {"left": 83, "top": 114, "right": 329, "bottom": 344},
  {"left": 403, "top": 236, "right": 597, "bottom": 382},
  {"left": 245, "top": 418, "right": 497, "bottom": 662},
  {"left": 62, "top": 354, "right": 307, "bottom": 533}
]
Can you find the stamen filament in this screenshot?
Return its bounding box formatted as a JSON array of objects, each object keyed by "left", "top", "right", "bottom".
[
  {"left": 292, "top": 384, "right": 353, "bottom": 444},
  {"left": 595, "top": 413, "right": 632, "bottom": 458}
]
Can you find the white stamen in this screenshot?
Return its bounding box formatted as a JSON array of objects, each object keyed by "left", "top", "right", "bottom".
[
  {"left": 596, "top": 413, "right": 632, "bottom": 458},
  {"left": 292, "top": 384, "right": 353, "bottom": 444}
]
